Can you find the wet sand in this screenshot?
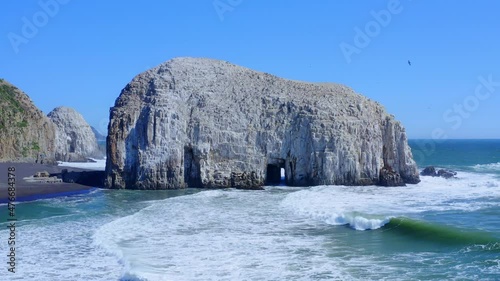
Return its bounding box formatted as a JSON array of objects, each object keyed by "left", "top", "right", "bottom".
[{"left": 0, "top": 162, "right": 101, "bottom": 203}]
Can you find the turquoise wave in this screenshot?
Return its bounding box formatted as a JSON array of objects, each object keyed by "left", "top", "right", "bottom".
[{"left": 384, "top": 217, "right": 499, "bottom": 246}]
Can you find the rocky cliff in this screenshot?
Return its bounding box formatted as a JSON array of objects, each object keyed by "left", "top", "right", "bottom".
[
  {"left": 0, "top": 79, "right": 56, "bottom": 162},
  {"left": 106, "top": 57, "right": 420, "bottom": 189},
  {"left": 48, "top": 106, "right": 102, "bottom": 162}
]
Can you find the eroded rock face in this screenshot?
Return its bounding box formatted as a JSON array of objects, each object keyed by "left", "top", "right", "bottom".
[
  {"left": 379, "top": 167, "right": 406, "bottom": 187},
  {"left": 0, "top": 79, "right": 56, "bottom": 162},
  {"left": 48, "top": 106, "right": 102, "bottom": 162},
  {"left": 106, "top": 57, "right": 420, "bottom": 189}
]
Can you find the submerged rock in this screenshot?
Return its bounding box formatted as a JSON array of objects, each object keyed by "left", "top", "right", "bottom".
[
  {"left": 106, "top": 57, "right": 420, "bottom": 189},
  {"left": 48, "top": 106, "right": 102, "bottom": 162},
  {"left": 0, "top": 79, "right": 56, "bottom": 162}
]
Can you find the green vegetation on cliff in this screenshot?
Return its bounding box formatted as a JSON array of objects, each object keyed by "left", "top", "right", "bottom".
[
  {"left": 0, "top": 79, "right": 56, "bottom": 161},
  {"left": 1, "top": 81, "right": 23, "bottom": 130},
  {"left": 0, "top": 83, "right": 25, "bottom": 113},
  {"left": 20, "top": 142, "right": 40, "bottom": 157},
  {"left": 0, "top": 80, "right": 30, "bottom": 131}
]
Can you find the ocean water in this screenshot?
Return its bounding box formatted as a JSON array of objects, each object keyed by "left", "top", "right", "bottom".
[{"left": 1, "top": 139, "right": 500, "bottom": 280}]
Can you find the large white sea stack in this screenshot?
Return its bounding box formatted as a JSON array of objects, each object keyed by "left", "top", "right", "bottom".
[{"left": 106, "top": 57, "right": 420, "bottom": 189}]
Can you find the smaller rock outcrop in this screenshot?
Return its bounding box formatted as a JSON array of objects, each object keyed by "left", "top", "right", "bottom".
[
  {"left": 48, "top": 106, "right": 102, "bottom": 162},
  {"left": 437, "top": 169, "right": 457, "bottom": 179},
  {"left": 420, "top": 166, "right": 457, "bottom": 179},
  {"left": 379, "top": 167, "right": 406, "bottom": 187},
  {"left": 421, "top": 166, "right": 437, "bottom": 176},
  {"left": 25, "top": 171, "right": 62, "bottom": 183}
]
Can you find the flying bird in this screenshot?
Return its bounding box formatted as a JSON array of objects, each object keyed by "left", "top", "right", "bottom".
[{"left": 408, "top": 60, "right": 411, "bottom": 66}]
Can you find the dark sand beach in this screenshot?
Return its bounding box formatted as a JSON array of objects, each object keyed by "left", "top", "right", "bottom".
[{"left": 0, "top": 162, "right": 104, "bottom": 203}]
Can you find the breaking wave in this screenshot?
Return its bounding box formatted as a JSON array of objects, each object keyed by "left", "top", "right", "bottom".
[
  {"left": 385, "top": 217, "right": 498, "bottom": 245},
  {"left": 472, "top": 162, "right": 500, "bottom": 173},
  {"left": 280, "top": 171, "right": 500, "bottom": 230},
  {"left": 92, "top": 170, "right": 500, "bottom": 280}
]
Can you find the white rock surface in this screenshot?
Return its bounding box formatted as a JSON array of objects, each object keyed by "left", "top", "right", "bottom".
[
  {"left": 48, "top": 106, "right": 102, "bottom": 162},
  {"left": 106, "top": 57, "right": 420, "bottom": 189}
]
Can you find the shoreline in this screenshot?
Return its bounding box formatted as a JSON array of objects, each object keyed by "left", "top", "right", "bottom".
[
  {"left": 0, "top": 162, "right": 103, "bottom": 203},
  {"left": 0, "top": 187, "right": 98, "bottom": 204}
]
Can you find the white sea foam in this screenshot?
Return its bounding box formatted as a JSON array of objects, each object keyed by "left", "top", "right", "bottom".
[
  {"left": 90, "top": 171, "right": 500, "bottom": 280},
  {"left": 93, "top": 189, "right": 351, "bottom": 281},
  {"left": 280, "top": 171, "right": 500, "bottom": 231},
  {"left": 0, "top": 216, "right": 120, "bottom": 281},
  {"left": 57, "top": 158, "right": 106, "bottom": 171},
  {"left": 472, "top": 162, "right": 500, "bottom": 173}
]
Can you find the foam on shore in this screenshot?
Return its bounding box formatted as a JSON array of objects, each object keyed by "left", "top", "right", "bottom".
[{"left": 58, "top": 158, "right": 106, "bottom": 171}]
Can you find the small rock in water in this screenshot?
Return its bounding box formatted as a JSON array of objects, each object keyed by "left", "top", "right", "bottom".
[
  {"left": 437, "top": 169, "right": 457, "bottom": 179},
  {"left": 420, "top": 166, "right": 457, "bottom": 179},
  {"left": 421, "top": 166, "right": 437, "bottom": 176}
]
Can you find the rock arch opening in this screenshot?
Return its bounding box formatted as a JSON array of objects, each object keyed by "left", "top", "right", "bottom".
[
  {"left": 184, "top": 146, "right": 201, "bottom": 187},
  {"left": 265, "top": 159, "right": 286, "bottom": 185}
]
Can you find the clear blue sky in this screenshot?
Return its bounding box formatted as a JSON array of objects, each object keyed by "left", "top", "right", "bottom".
[{"left": 1, "top": 0, "right": 499, "bottom": 139}]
